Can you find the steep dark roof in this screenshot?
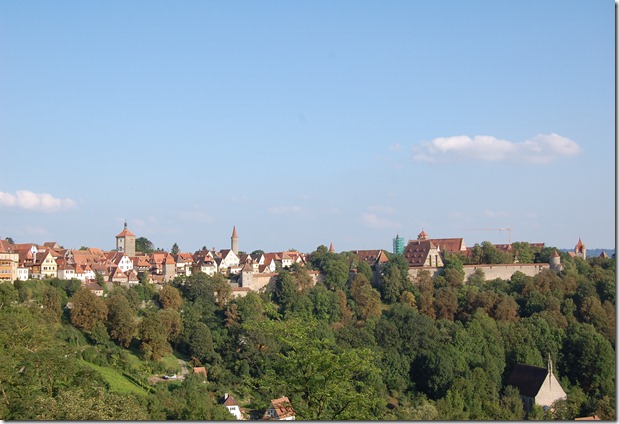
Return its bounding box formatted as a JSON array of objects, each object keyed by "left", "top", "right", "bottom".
[
  {"left": 403, "top": 240, "right": 434, "bottom": 267},
  {"left": 506, "top": 364, "right": 548, "bottom": 398}
]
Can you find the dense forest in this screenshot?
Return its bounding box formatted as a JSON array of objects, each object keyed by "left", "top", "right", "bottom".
[{"left": 0, "top": 242, "right": 615, "bottom": 420}]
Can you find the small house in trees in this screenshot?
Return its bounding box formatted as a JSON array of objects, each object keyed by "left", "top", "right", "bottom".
[
  {"left": 263, "top": 397, "right": 295, "bottom": 420},
  {"left": 506, "top": 359, "right": 566, "bottom": 413},
  {"left": 220, "top": 393, "right": 243, "bottom": 420},
  {"left": 193, "top": 367, "right": 207, "bottom": 383}
]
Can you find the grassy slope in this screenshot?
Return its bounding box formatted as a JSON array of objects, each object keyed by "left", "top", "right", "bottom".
[{"left": 80, "top": 360, "right": 148, "bottom": 396}]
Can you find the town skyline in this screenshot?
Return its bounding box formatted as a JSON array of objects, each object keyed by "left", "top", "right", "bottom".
[
  {"left": 0, "top": 221, "right": 612, "bottom": 256},
  {"left": 0, "top": 1, "right": 614, "bottom": 253}
]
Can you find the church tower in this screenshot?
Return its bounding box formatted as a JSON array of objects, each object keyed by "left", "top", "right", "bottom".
[
  {"left": 574, "top": 238, "right": 586, "bottom": 260},
  {"left": 231, "top": 226, "right": 239, "bottom": 255},
  {"left": 116, "top": 221, "right": 136, "bottom": 257}
]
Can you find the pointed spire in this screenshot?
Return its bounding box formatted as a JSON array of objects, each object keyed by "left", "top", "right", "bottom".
[
  {"left": 329, "top": 243, "right": 335, "bottom": 253},
  {"left": 232, "top": 225, "right": 238, "bottom": 238},
  {"left": 548, "top": 353, "right": 553, "bottom": 389}
]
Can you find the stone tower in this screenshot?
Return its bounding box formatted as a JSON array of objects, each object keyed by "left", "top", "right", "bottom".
[
  {"left": 116, "top": 221, "right": 136, "bottom": 257},
  {"left": 574, "top": 238, "right": 586, "bottom": 260},
  {"left": 549, "top": 249, "right": 562, "bottom": 271},
  {"left": 231, "top": 226, "right": 239, "bottom": 255}
]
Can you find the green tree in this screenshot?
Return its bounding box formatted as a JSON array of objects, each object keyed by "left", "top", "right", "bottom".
[
  {"left": 41, "top": 286, "right": 63, "bottom": 321},
  {"left": 274, "top": 270, "right": 298, "bottom": 312},
  {"left": 139, "top": 312, "right": 171, "bottom": 360},
  {"left": 159, "top": 285, "right": 182, "bottom": 310},
  {"left": 255, "top": 318, "right": 385, "bottom": 420},
  {"left": 171, "top": 243, "right": 180, "bottom": 255},
  {"left": 349, "top": 274, "right": 382, "bottom": 321},
  {"left": 135, "top": 237, "right": 155, "bottom": 254},
  {"left": 379, "top": 262, "right": 403, "bottom": 303},
  {"left": 212, "top": 273, "right": 232, "bottom": 307},
  {"left": 561, "top": 322, "right": 615, "bottom": 398},
  {"left": 356, "top": 260, "right": 373, "bottom": 284},
  {"left": 106, "top": 293, "right": 136, "bottom": 347},
  {"left": 323, "top": 254, "right": 350, "bottom": 291},
  {"left": 70, "top": 288, "right": 108, "bottom": 333},
  {"left": 158, "top": 308, "right": 183, "bottom": 345},
  {"left": 443, "top": 254, "right": 465, "bottom": 286}
]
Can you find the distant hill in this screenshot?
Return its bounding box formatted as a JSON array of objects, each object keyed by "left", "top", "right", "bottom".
[{"left": 559, "top": 248, "right": 615, "bottom": 258}]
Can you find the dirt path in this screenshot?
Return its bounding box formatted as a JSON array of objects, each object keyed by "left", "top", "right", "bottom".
[{"left": 178, "top": 358, "right": 189, "bottom": 380}]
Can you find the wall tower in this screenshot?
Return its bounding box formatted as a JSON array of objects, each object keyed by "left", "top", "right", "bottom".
[{"left": 116, "top": 221, "right": 136, "bottom": 257}]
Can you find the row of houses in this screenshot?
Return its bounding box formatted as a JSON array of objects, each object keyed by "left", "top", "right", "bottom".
[{"left": 0, "top": 226, "right": 309, "bottom": 290}]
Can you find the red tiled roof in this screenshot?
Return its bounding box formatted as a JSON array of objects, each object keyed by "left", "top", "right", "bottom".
[
  {"left": 352, "top": 250, "right": 389, "bottom": 266},
  {"left": 403, "top": 240, "right": 435, "bottom": 267},
  {"left": 428, "top": 238, "right": 465, "bottom": 253},
  {"left": 116, "top": 228, "right": 135, "bottom": 238},
  {"left": 193, "top": 367, "right": 207, "bottom": 377},
  {"left": 268, "top": 397, "right": 295, "bottom": 420},
  {"left": 221, "top": 393, "right": 238, "bottom": 406}
]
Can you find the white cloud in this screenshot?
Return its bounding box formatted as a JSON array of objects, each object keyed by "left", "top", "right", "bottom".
[
  {"left": 412, "top": 133, "right": 581, "bottom": 164},
  {"left": 389, "top": 143, "right": 402, "bottom": 151},
  {"left": 268, "top": 205, "right": 302, "bottom": 215},
  {"left": 361, "top": 212, "right": 399, "bottom": 230},
  {"left": 0, "top": 190, "right": 76, "bottom": 212}
]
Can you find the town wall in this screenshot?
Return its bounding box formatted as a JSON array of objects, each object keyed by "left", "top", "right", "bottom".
[
  {"left": 408, "top": 263, "right": 549, "bottom": 283},
  {"left": 240, "top": 270, "right": 324, "bottom": 292}
]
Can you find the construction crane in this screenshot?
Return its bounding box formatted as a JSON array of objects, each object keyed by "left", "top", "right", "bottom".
[{"left": 461, "top": 228, "right": 512, "bottom": 244}]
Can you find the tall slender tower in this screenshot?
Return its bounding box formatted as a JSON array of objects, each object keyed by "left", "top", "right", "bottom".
[{"left": 231, "top": 226, "right": 239, "bottom": 255}]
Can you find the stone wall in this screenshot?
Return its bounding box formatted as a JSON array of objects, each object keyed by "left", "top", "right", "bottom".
[
  {"left": 408, "top": 263, "right": 549, "bottom": 283},
  {"left": 240, "top": 269, "right": 324, "bottom": 292}
]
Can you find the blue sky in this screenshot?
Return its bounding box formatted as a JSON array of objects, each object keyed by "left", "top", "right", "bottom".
[{"left": 0, "top": 0, "right": 614, "bottom": 254}]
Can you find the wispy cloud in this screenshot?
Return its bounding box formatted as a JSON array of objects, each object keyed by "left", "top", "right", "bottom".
[
  {"left": 361, "top": 212, "right": 400, "bottom": 230},
  {"left": 0, "top": 190, "right": 76, "bottom": 212},
  {"left": 367, "top": 205, "right": 397, "bottom": 215},
  {"left": 268, "top": 205, "right": 302, "bottom": 215},
  {"left": 181, "top": 210, "right": 213, "bottom": 224},
  {"left": 412, "top": 133, "right": 581, "bottom": 164},
  {"left": 483, "top": 210, "right": 511, "bottom": 219}
]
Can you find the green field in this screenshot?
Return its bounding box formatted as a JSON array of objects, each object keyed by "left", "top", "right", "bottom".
[{"left": 80, "top": 360, "right": 149, "bottom": 396}]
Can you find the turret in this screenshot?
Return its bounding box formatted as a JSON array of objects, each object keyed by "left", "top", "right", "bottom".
[{"left": 549, "top": 249, "right": 561, "bottom": 271}]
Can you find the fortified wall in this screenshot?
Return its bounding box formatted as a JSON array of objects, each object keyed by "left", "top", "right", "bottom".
[
  {"left": 239, "top": 269, "right": 324, "bottom": 292},
  {"left": 407, "top": 263, "right": 550, "bottom": 282}
]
